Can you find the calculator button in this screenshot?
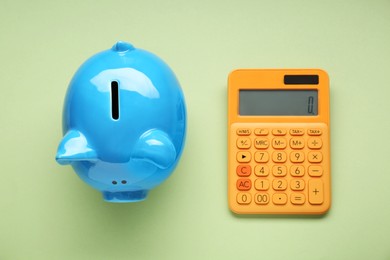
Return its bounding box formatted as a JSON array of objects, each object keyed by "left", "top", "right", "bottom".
[
  {"left": 254, "top": 138, "right": 269, "bottom": 149},
  {"left": 291, "top": 193, "right": 306, "bottom": 205},
  {"left": 254, "top": 151, "right": 269, "bottom": 163},
  {"left": 254, "top": 165, "right": 269, "bottom": 177},
  {"left": 308, "top": 151, "right": 323, "bottom": 163},
  {"left": 255, "top": 179, "right": 270, "bottom": 191},
  {"left": 236, "top": 137, "right": 251, "bottom": 149},
  {"left": 254, "top": 193, "right": 270, "bottom": 205},
  {"left": 236, "top": 165, "right": 251, "bottom": 177},
  {"left": 308, "top": 129, "right": 322, "bottom": 136},
  {"left": 237, "top": 151, "right": 251, "bottom": 163},
  {"left": 273, "top": 193, "right": 288, "bottom": 205},
  {"left": 272, "top": 151, "right": 287, "bottom": 163},
  {"left": 308, "top": 137, "right": 322, "bottom": 149},
  {"left": 308, "top": 165, "right": 323, "bottom": 177},
  {"left": 290, "top": 165, "right": 305, "bottom": 177},
  {"left": 290, "top": 128, "right": 304, "bottom": 136},
  {"left": 272, "top": 165, "right": 287, "bottom": 177},
  {"left": 272, "top": 138, "right": 287, "bottom": 149},
  {"left": 236, "top": 192, "right": 251, "bottom": 205},
  {"left": 236, "top": 128, "right": 251, "bottom": 136},
  {"left": 308, "top": 179, "right": 324, "bottom": 204},
  {"left": 272, "top": 179, "right": 287, "bottom": 191},
  {"left": 290, "top": 138, "right": 305, "bottom": 149},
  {"left": 272, "top": 128, "right": 287, "bottom": 136},
  {"left": 236, "top": 179, "right": 252, "bottom": 191},
  {"left": 290, "top": 179, "right": 305, "bottom": 191},
  {"left": 290, "top": 151, "right": 305, "bottom": 163},
  {"left": 254, "top": 128, "right": 269, "bottom": 136}
]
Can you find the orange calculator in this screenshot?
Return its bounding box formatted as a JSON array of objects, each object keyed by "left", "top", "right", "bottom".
[{"left": 228, "top": 69, "right": 331, "bottom": 214}]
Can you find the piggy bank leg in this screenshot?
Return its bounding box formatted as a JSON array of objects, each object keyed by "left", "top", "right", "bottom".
[{"left": 102, "top": 190, "right": 148, "bottom": 202}]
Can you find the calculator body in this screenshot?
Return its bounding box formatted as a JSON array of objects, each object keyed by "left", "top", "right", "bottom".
[{"left": 228, "top": 69, "right": 330, "bottom": 215}]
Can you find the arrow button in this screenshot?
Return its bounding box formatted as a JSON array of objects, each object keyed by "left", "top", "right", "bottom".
[{"left": 236, "top": 151, "right": 251, "bottom": 163}]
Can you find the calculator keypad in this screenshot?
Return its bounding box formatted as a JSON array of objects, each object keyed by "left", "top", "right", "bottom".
[{"left": 229, "top": 123, "right": 330, "bottom": 214}]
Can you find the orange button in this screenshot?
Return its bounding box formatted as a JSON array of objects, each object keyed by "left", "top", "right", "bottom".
[
  {"left": 308, "top": 165, "right": 323, "bottom": 177},
  {"left": 254, "top": 193, "right": 270, "bottom": 205},
  {"left": 236, "top": 192, "right": 251, "bottom": 205},
  {"left": 272, "top": 165, "right": 287, "bottom": 177},
  {"left": 290, "top": 151, "right": 305, "bottom": 163},
  {"left": 236, "top": 178, "right": 252, "bottom": 191},
  {"left": 308, "top": 179, "right": 324, "bottom": 204},
  {"left": 291, "top": 193, "right": 305, "bottom": 205},
  {"left": 290, "top": 138, "right": 305, "bottom": 149},
  {"left": 254, "top": 179, "right": 270, "bottom": 191},
  {"left": 254, "top": 138, "right": 269, "bottom": 149},
  {"left": 273, "top": 193, "right": 287, "bottom": 205},
  {"left": 308, "top": 137, "right": 323, "bottom": 149},
  {"left": 272, "top": 128, "right": 287, "bottom": 136},
  {"left": 236, "top": 165, "right": 251, "bottom": 177},
  {"left": 254, "top": 128, "right": 269, "bottom": 136},
  {"left": 290, "top": 179, "right": 305, "bottom": 191},
  {"left": 237, "top": 151, "right": 251, "bottom": 163},
  {"left": 272, "top": 179, "right": 287, "bottom": 191},
  {"left": 308, "top": 151, "right": 323, "bottom": 163},
  {"left": 237, "top": 128, "right": 251, "bottom": 136},
  {"left": 290, "top": 128, "right": 304, "bottom": 136},
  {"left": 254, "top": 165, "right": 269, "bottom": 177},
  {"left": 308, "top": 129, "right": 322, "bottom": 136},
  {"left": 272, "top": 138, "right": 287, "bottom": 149},
  {"left": 272, "top": 151, "right": 287, "bottom": 163},
  {"left": 290, "top": 165, "right": 305, "bottom": 177},
  {"left": 255, "top": 151, "right": 269, "bottom": 163},
  {"left": 236, "top": 137, "right": 251, "bottom": 149}
]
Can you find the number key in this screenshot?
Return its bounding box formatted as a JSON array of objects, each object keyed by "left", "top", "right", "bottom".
[
  {"left": 272, "top": 151, "right": 287, "bottom": 163},
  {"left": 272, "top": 165, "right": 287, "bottom": 177},
  {"left": 290, "top": 151, "right": 305, "bottom": 163},
  {"left": 290, "top": 179, "right": 305, "bottom": 191},
  {"left": 273, "top": 179, "right": 287, "bottom": 191},
  {"left": 255, "top": 179, "right": 270, "bottom": 190}
]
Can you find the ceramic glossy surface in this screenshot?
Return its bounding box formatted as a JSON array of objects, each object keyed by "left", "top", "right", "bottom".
[{"left": 56, "top": 41, "right": 186, "bottom": 202}]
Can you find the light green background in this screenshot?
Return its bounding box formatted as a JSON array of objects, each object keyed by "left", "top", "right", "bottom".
[{"left": 1, "top": 0, "right": 390, "bottom": 259}]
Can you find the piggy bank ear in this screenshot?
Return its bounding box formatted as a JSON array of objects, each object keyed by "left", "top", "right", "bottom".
[
  {"left": 56, "top": 130, "right": 98, "bottom": 165},
  {"left": 131, "top": 130, "right": 176, "bottom": 169}
]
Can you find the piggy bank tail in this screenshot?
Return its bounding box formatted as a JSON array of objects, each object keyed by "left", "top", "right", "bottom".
[{"left": 55, "top": 130, "right": 98, "bottom": 165}]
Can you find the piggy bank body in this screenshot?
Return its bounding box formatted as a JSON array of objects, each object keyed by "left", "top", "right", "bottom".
[{"left": 56, "top": 42, "right": 186, "bottom": 202}]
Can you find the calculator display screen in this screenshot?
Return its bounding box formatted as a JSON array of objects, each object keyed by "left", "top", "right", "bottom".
[{"left": 239, "top": 90, "right": 318, "bottom": 116}]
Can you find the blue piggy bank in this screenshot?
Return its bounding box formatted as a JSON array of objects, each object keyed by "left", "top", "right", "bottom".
[{"left": 55, "top": 41, "right": 186, "bottom": 202}]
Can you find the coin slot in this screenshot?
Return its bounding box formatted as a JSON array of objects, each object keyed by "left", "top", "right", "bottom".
[{"left": 111, "top": 81, "right": 119, "bottom": 120}]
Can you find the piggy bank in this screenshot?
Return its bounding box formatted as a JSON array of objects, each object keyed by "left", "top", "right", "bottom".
[{"left": 55, "top": 41, "right": 186, "bottom": 202}]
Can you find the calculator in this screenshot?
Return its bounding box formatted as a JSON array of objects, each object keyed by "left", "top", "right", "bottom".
[{"left": 228, "top": 69, "right": 331, "bottom": 214}]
